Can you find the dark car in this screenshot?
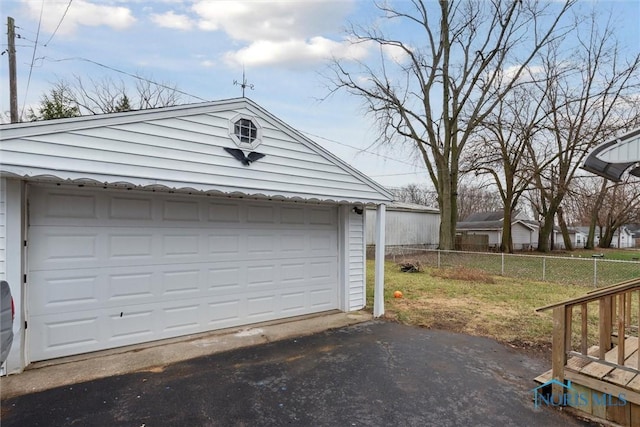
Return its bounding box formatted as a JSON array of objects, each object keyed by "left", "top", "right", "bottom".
[{"left": 1, "top": 280, "right": 14, "bottom": 364}]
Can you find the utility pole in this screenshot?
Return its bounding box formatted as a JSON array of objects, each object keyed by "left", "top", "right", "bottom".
[{"left": 7, "top": 17, "right": 18, "bottom": 123}]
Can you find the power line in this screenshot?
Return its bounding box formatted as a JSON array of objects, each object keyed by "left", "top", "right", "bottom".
[
  {"left": 39, "top": 56, "right": 209, "bottom": 102},
  {"left": 301, "top": 130, "right": 421, "bottom": 168},
  {"left": 21, "top": 0, "right": 45, "bottom": 118},
  {"left": 43, "top": 0, "right": 73, "bottom": 47}
]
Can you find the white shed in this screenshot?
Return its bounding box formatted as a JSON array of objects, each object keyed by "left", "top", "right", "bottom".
[
  {"left": 0, "top": 98, "right": 392, "bottom": 373},
  {"left": 366, "top": 202, "right": 440, "bottom": 253}
]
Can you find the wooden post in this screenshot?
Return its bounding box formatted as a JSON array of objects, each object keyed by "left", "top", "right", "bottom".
[
  {"left": 611, "top": 296, "right": 617, "bottom": 336},
  {"left": 581, "top": 303, "right": 588, "bottom": 355},
  {"left": 618, "top": 293, "right": 626, "bottom": 365},
  {"left": 600, "top": 296, "right": 613, "bottom": 359},
  {"left": 552, "top": 306, "right": 567, "bottom": 401},
  {"left": 565, "top": 306, "right": 573, "bottom": 351}
]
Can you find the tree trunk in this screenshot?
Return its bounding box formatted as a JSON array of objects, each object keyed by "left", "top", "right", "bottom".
[
  {"left": 537, "top": 218, "right": 555, "bottom": 252},
  {"left": 438, "top": 178, "right": 455, "bottom": 250},
  {"left": 599, "top": 227, "right": 616, "bottom": 248},
  {"left": 586, "top": 179, "right": 608, "bottom": 249},
  {"left": 557, "top": 207, "right": 573, "bottom": 251},
  {"left": 501, "top": 209, "right": 513, "bottom": 253}
]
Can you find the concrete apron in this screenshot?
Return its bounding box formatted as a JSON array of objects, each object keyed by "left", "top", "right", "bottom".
[{"left": 1, "top": 310, "right": 371, "bottom": 399}]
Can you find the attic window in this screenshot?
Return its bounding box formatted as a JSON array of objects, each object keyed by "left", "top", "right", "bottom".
[
  {"left": 235, "top": 119, "right": 257, "bottom": 143},
  {"left": 229, "top": 114, "right": 262, "bottom": 150}
]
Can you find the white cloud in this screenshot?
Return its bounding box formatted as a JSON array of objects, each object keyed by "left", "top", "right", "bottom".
[
  {"left": 151, "top": 0, "right": 370, "bottom": 68},
  {"left": 190, "top": 1, "right": 353, "bottom": 41},
  {"left": 23, "top": 0, "right": 136, "bottom": 35},
  {"left": 503, "top": 64, "right": 545, "bottom": 82},
  {"left": 224, "top": 36, "right": 371, "bottom": 68},
  {"left": 381, "top": 43, "right": 411, "bottom": 65},
  {"left": 150, "top": 11, "right": 194, "bottom": 30}
]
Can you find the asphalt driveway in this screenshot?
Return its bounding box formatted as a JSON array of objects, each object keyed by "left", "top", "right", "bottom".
[{"left": 1, "top": 321, "right": 593, "bottom": 426}]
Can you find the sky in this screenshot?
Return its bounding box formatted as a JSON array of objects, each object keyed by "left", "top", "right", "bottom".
[{"left": 1, "top": 0, "right": 639, "bottom": 190}]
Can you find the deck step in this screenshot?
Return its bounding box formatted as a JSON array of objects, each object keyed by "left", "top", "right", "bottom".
[{"left": 534, "top": 369, "right": 552, "bottom": 385}]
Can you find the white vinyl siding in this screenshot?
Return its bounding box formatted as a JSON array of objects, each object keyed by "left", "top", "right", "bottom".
[
  {"left": 1, "top": 100, "right": 391, "bottom": 203},
  {"left": 512, "top": 223, "right": 537, "bottom": 249},
  {"left": 348, "top": 210, "right": 366, "bottom": 311},
  {"left": 27, "top": 185, "right": 340, "bottom": 361}
]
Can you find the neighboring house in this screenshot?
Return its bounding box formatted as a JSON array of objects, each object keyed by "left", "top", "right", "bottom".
[
  {"left": 565, "top": 228, "right": 586, "bottom": 249},
  {"left": 366, "top": 202, "right": 440, "bottom": 254},
  {"left": 612, "top": 226, "right": 635, "bottom": 248},
  {"left": 627, "top": 224, "right": 640, "bottom": 248},
  {"left": 456, "top": 211, "right": 538, "bottom": 251},
  {"left": 0, "top": 98, "right": 393, "bottom": 374},
  {"left": 574, "top": 227, "right": 593, "bottom": 248},
  {"left": 552, "top": 227, "right": 585, "bottom": 250},
  {"left": 574, "top": 226, "right": 635, "bottom": 248}
]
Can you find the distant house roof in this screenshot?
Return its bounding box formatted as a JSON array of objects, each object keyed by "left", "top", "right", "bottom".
[
  {"left": 574, "top": 225, "right": 634, "bottom": 237},
  {"left": 626, "top": 224, "right": 640, "bottom": 237},
  {"left": 462, "top": 211, "right": 504, "bottom": 222},
  {"left": 574, "top": 226, "right": 591, "bottom": 235},
  {"left": 583, "top": 128, "right": 640, "bottom": 182}
]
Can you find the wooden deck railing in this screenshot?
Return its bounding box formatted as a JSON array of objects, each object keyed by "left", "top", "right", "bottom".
[{"left": 536, "top": 278, "right": 640, "bottom": 400}]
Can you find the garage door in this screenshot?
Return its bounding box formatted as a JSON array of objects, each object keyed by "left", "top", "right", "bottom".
[{"left": 27, "top": 185, "right": 339, "bottom": 361}]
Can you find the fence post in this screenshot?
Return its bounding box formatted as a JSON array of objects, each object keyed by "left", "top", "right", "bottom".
[
  {"left": 593, "top": 258, "right": 598, "bottom": 288},
  {"left": 542, "top": 257, "right": 546, "bottom": 281},
  {"left": 501, "top": 252, "right": 505, "bottom": 275},
  {"left": 437, "top": 250, "right": 441, "bottom": 268}
]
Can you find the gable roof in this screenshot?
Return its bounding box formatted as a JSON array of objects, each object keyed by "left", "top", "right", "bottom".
[
  {"left": 462, "top": 211, "right": 504, "bottom": 222},
  {"left": 0, "top": 98, "right": 393, "bottom": 204}
]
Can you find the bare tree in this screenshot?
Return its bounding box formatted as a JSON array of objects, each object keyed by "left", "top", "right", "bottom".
[
  {"left": 596, "top": 178, "right": 640, "bottom": 248},
  {"left": 328, "top": 0, "right": 574, "bottom": 249},
  {"left": 392, "top": 182, "right": 500, "bottom": 222},
  {"left": 456, "top": 183, "right": 502, "bottom": 222},
  {"left": 563, "top": 176, "right": 609, "bottom": 249},
  {"left": 30, "top": 73, "right": 183, "bottom": 119},
  {"left": 136, "top": 77, "right": 182, "bottom": 110},
  {"left": 391, "top": 184, "right": 437, "bottom": 206},
  {"left": 465, "top": 82, "right": 548, "bottom": 252},
  {"left": 526, "top": 9, "right": 640, "bottom": 252}
]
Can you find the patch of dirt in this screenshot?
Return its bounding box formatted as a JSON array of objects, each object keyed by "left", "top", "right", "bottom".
[
  {"left": 385, "top": 295, "right": 553, "bottom": 360},
  {"left": 506, "top": 338, "right": 552, "bottom": 361}
]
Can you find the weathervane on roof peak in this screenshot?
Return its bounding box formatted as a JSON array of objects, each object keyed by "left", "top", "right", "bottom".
[{"left": 233, "top": 66, "right": 254, "bottom": 97}]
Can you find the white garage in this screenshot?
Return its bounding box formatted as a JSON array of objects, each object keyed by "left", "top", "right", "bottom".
[{"left": 0, "top": 98, "right": 392, "bottom": 372}]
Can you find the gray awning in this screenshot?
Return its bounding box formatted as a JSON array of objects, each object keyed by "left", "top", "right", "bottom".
[{"left": 583, "top": 128, "right": 640, "bottom": 182}]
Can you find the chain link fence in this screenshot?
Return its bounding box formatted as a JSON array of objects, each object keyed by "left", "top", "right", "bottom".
[{"left": 386, "top": 248, "right": 640, "bottom": 287}]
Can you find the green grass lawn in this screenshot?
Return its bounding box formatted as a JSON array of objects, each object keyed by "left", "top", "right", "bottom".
[{"left": 365, "top": 259, "right": 638, "bottom": 355}]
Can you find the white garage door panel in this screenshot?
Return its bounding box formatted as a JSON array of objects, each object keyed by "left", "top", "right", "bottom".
[
  {"left": 28, "top": 186, "right": 339, "bottom": 361},
  {"left": 28, "top": 228, "right": 336, "bottom": 269}
]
